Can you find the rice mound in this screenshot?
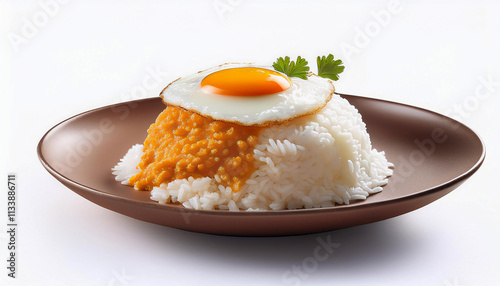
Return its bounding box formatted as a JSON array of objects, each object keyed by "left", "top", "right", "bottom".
[{"left": 112, "top": 93, "right": 393, "bottom": 211}]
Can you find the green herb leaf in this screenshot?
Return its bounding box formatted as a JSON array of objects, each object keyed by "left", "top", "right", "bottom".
[
  {"left": 317, "top": 54, "right": 344, "bottom": 81},
  {"left": 272, "top": 56, "right": 310, "bottom": 79}
]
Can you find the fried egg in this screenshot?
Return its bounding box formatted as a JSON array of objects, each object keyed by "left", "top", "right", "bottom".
[{"left": 160, "top": 63, "right": 335, "bottom": 126}]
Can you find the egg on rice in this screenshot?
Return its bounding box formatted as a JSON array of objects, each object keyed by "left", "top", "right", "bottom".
[{"left": 112, "top": 63, "right": 393, "bottom": 211}]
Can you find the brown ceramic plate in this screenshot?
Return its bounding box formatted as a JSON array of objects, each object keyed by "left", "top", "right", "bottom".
[{"left": 37, "top": 94, "right": 485, "bottom": 236}]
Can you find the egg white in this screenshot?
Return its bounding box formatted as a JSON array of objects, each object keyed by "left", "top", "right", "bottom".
[{"left": 160, "top": 63, "right": 335, "bottom": 126}]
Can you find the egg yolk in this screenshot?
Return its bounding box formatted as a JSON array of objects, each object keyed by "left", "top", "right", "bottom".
[{"left": 200, "top": 67, "right": 292, "bottom": 96}]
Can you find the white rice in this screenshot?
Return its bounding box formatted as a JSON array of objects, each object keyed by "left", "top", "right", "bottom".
[{"left": 112, "top": 94, "right": 393, "bottom": 211}]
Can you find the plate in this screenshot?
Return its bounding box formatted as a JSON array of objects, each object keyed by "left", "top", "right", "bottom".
[{"left": 37, "top": 94, "right": 485, "bottom": 236}]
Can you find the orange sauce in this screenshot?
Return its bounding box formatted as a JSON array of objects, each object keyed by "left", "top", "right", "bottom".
[{"left": 129, "top": 106, "right": 262, "bottom": 192}]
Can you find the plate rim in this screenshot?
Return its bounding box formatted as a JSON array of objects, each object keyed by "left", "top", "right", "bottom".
[{"left": 37, "top": 93, "right": 486, "bottom": 216}]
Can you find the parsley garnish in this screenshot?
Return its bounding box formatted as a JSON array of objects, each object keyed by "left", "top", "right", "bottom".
[
  {"left": 272, "top": 56, "right": 310, "bottom": 79},
  {"left": 317, "top": 54, "right": 344, "bottom": 81},
  {"left": 272, "top": 54, "right": 345, "bottom": 81}
]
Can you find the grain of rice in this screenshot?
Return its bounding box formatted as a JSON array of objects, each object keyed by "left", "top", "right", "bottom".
[{"left": 112, "top": 94, "right": 393, "bottom": 211}]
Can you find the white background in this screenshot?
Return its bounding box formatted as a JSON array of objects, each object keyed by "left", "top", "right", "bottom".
[{"left": 1, "top": 0, "right": 499, "bottom": 285}]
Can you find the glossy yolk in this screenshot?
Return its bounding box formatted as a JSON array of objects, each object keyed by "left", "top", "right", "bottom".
[
  {"left": 129, "top": 106, "right": 262, "bottom": 192},
  {"left": 200, "top": 67, "right": 292, "bottom": 96}
]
